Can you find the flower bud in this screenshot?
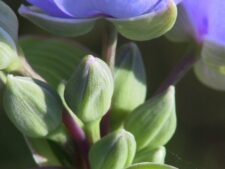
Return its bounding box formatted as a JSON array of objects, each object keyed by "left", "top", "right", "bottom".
[
  {"left": 125, "top": 86, "right": 176, "bottom": 150},
  {"left": 0, "top": 28, "right": 18, "bottom": 69},
  {"left": 134, "top": 146, "right": 166, "bottom": 164},
  {"left": 111, "top": 43, "right": 147, "bottom": 125},
  {"left": 0, "top": 1, "right": 19, "bottom": 70},
  {"left": 64, "top": 55, "right": 114, "bottom": 124},
  {"left": 89, "top": 129, "right": 136, "bottom": 169},
  {"left": 3, "top": 75, "right": 63, "bottom": 138}
]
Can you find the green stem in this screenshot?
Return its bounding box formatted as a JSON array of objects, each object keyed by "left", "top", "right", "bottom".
[
  {"left": 102, "top": 22, "right": 118, "bottom": 71},
  {"left": 85, "top": 120, "right": 101, "bottom": 144}
]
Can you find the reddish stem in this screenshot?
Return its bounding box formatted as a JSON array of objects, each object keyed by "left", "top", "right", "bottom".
[{"left": 62, "top": 111, "right": 90, "bottom": 169}]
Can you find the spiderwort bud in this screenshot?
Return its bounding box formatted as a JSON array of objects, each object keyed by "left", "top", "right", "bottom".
[
  {"left": 0, "top": 28, "right": 18, "bottom": 69},
  {"left": 125, "top": 86, "right": 176, "bottom": 150},
  {"left": 134, "top": 146, "right": 166, "bottom": 164},
  {"left": 64, "top": 55, "right": 114, "bottom": 124},
  {"left": 111, "top": 43, "right": 147, "bottom": 126},
  {"left": 3, "top": 75, "right": 63, "bottom": 138},
  {"left": 89, "top": 129, "right": 136, "bottom": 169},
  {"left": 0, "top": 1, "right": 19, "bottom": 70},
  {"left": 64, "top": 55, "right": 113, "bottom": 142}
]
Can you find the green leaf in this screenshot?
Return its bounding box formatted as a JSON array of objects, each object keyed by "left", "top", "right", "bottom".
[
  {"left": 108, "top": 0, "right": 177, "bottom": 41},
  {"left": 125, "top": 162, "right": 178, "bottom": 169},
  {"left": 19, "top": 37, "right": 89, "bottom": 88},
  {"left": 19, "top": 5, "right": 96, "bottom": 37}
]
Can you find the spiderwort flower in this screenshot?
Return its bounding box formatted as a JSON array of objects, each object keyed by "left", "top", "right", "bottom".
[
  {"left": 19, "top": 0, "right": 182, "bottom": 41},
  {"left": 168, "top": 0, "right": 225, "bottom": 90}
]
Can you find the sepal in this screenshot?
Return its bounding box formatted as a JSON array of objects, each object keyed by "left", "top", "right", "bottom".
[
  {"left": 194, "top": 40, "right": 225, "bottom": 90},
  {"left": 125, "top": 86, "right": 176, "bottom": 150},
  {"left": 108, "top": 0, "right": 177, "bottom": 41},
  {"left": 3, "top": 75, "right": 63, "bottom": 137},
  {"left": 111, "top": 43, "right": 147, "bottom": 125},
  {"left": 134, "top": 146, "right": 166, "bottom": 164},
  {"left": 89, "top": 129, "right": 136, "bottom": 169},
  {"left": 18, "top": 5, "right": 97, "bottom": 37},
  {"left": 64, "top": 55, "right": 114, "bottom": 124}
]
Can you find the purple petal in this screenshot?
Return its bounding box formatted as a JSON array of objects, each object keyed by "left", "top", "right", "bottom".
[
  {"left": 52, "top": 0, "right": 100, "bottom": 18},
  {"left": 174, "top": 0, "right": 182, "bottom": 4},
  {"left": 27, "top": 0, "right": 70, "bottom": 17},
  {"left": 93, "top": 0, "right": 159, "bottom": 18},
  {"left": 182, "top": 0, "right": 211, "bottom": 41},
  {"left": 207, "top": 0, "right": 225, "bottom": 45}
]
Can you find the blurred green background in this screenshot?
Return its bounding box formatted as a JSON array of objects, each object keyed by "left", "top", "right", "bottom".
[{"left": 1, "top": 1, "right": 225, "bottom": 169}]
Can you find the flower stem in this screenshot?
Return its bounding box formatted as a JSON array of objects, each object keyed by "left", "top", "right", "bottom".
[
  {"left": 102, "top": 22, "right": 118, "bottom": 71},
  {"left": 62, "top": 110, "right": 90, "bottom": 169},
  {"left": 84, "top": 120, "right": 101, "bottom": 144},
  {"left": 100, "top": 22, "right": 118, "bottom": 136},
  {"left": 155, "top": 46, "right": 198, "bottom": 95}
]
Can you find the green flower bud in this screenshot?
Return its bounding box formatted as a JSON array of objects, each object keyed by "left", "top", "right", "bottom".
[
  {"left": 65, "top": 55, "right": 113, "bottom": 142},
  {"left": 125, "top": 86, "right": 176, "bottom": 150},
  {"left": 0, "top": 27, "right": 18, "bottom": 70},
  {"left": 111, "top": 43, "right": 147, "bottom": 126},
  {"left": 64, "top": 55, "right": 114, "bottom": 124},
  {"left": 0, "top": 1, "right": 19, "bottom": 70},
  {"left": 89, "top": 129, "right": 136, "bottom": 169},
  {"left": 134, "top": 146, "right": 166, "bottom": 164},
  {"left": 3, "top": 75, "right": 63, "bottom": 138},
  {"left": 125, "top": 162, "right": 177, "bottom": 169}
]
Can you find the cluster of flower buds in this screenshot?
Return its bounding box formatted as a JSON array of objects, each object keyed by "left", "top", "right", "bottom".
[{"left": 0, "top": 1, "right": 181, "bottom": 169}]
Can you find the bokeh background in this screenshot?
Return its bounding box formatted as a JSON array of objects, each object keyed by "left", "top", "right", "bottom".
[{"left": 1, "top": 1, "right": 225, "bottom": 169}]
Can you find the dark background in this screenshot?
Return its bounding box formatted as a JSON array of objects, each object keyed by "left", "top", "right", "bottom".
[{"left": 1, "top": 1, "right": 225, "bottom": 169}]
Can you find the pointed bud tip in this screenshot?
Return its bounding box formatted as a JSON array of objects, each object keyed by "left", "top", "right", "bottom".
[{"left": 86, "top": 55, "right": 96, "bottom": 65}]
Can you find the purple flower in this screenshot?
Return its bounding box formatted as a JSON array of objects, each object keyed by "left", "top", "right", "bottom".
[
  {"left": 168, "top": 1, "right": 225, "bottom": 90},
  {"left": 169, "top": 0, "right": 225, "bottom": 45},
  {"left": 19, "top": 0, "right": 181, "bottom": 40}
]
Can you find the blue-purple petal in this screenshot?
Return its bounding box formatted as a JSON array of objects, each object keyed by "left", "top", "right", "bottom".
[
  {"left": 93, "top": 0, "right": 159, "bottom": 18},
  {"left": 206, "top": 0, "right": 225, "bottom": 45},
  {"left": 52, "top": 0, "right": 100, "bottom": 18},
  {"left": 181, "top": 0, "right": 211, "bottom": 41},
  {"left": 28, "top": 0, "right": 70, "bottom": 17}
]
